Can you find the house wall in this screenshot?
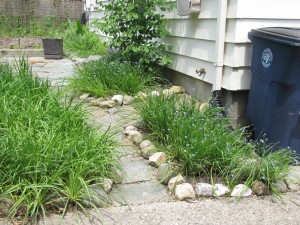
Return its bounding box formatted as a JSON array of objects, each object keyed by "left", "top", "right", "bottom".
[{"left": 0, "top": 0, "right": 83, "bottom": 19}]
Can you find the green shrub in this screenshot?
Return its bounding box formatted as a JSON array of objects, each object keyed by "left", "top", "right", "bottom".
[
  {"left": 95, "top": 0, "right": 173, "bottom": 72},
  {"left": 68, "top": 57, "right": 157, "bottom": 97},
  {"left": 0, "top": 59, "right": 119, "bottom": 221},
  {"left": 133, "top": 93, "right": 297, "bottom": 191}
]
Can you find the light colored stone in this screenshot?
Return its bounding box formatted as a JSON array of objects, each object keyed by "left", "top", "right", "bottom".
[
  {"left": 90, "top": 98, "right": 106, "bottom": 106},
  {"left": 149, "top": 152, "right": 167, "bottom": 167},
  {"left": 112, "top": 95, "right": 124, "bottom": 105},
  {"left": 100, "top": 178, "right": 113, "bottom": 193},
  {"left": 112, "top": 169, "right": 124, "bottom": 184},
  {"left": 199, "top": 102, "right": 209, "bottom": 111},
  {"left": 123, "top": 95, "right": 134, "bottom": 105},
  {"left": 79, "top": 93, "right": 90, "bottom": 100},
  {"left": 170, "top": 86, "right": 185, "bottom": 94},
  {"left": 214, "top": 184, "right": 230, "bottom": 197},
  {"left": 194, "top": 183, "right": 213, "bottom": 197},
  {"left": 135, "top": 92, "right": 147, "bottom": 100},
  {"left": 168, "top": 174, "right": 185, "bottom": 191},
  {"left": 175, "top": 183, "right": 195, "bottom": 200},
  {"left": 285, "top": 166, "right": 300, "bottom": 191},
  {"left": 162, "top": 89, "right": 173, "bottom": 97},
  {"left": 157, "top": 163, "right": 176, "bottom": 185},
  {"left": 124, "top": 126, "right": 137, "bottom": 135},
  {"left": 273, "top": 180, "right": 287, "bottom": 193},
  {"left": 139, "top": 140, "right": 156, "bottom": 159},
  {"left": 128, "top": 130, "right": 143, "bottom": 145},
  {"left": 151, "top": 90, "right": 160, "bottom": 96},
  {"left": 99, "top": 100, "right": 116, "bottom": 108},
  {"left": 83, "top": 55, "right": 102, "bottom": 63},
  {"left": 252, "top": 180, "right": 269, "bottom": 196},
  {"left": 231, "top": 184, "right": 252, "bottom": 197}
]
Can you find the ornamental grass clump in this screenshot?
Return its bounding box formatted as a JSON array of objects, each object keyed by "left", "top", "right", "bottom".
[
  {"left": 0, "top": 59, "right": 119, "bottom": 222},
  {"left": 134, "top": 93, "right": 297, "bottom": 191},
  {"left": 68, "top": 57, "right": 157, "bottom": 97}
]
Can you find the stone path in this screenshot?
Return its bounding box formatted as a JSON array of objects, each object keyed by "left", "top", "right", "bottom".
[{"left": 1, "top": 57, "right": 300, "bottom": 225}]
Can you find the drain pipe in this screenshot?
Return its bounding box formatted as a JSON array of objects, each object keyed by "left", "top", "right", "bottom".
[{"left": 212, "top": 0, "right": 228, "bottom": 107}]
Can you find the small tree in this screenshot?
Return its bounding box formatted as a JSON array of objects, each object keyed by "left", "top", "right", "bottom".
[{"left": 96, "top": 0, "right": 173, "bottom": 73}]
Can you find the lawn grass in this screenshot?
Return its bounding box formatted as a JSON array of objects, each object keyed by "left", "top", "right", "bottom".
[
  {"left": 133, "top": 93, "right": 297, "bottom": 191},
  {"left": 0, "top": 59, "right": 119, "bottom": 222}
]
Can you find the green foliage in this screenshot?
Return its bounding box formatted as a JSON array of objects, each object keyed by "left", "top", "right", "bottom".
[
  {"left": 0, "top": 15, "right": 68, "bottom": 37},
  {"left": 96, "top": 0, "right": 173, "bottom": 72},
  {"left": 64, "top": 21, "right": 107, "bottom": 58},
  {"left": 68, "top": 57, "right": 157, "bottom": 97},
  {"left": 133, "top": 93, "right": 297, "bottom": 192},
  {"left": 0, "top": 59, "right": 119, "bottom": 221}
]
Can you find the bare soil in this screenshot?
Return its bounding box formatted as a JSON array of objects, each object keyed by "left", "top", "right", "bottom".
[{"left": 0, "top": 37, "right": 42, "bottom": 49}]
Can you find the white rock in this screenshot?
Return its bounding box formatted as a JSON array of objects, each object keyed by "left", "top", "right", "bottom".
[
  {"left": 199, "top": 102, "right": 209, "bottom": 111},
  {"left": 83, "top": 55, "right": 101, "bottom": 63},
  {"left": 100, "top": 178, "right": 113, "bottom": 193},
  {"left": 149, "top": 152, "right": 167, "bottom": 167},
  {"left": 140, "top": 140, "right": 153, "bottom": 149},
  {"left": 123, "top": 95, "right": 134, "bottom": 105},
  {"left": 90, "top": 98, "right": 106, "bottom": 106},
  {"left": 151, "top": 90, "right": 160, "bottom": 96},
  {"left": 124, "top": 126, "right": 137, "bottom": 135},
  {"left": 79, "top": 93, "right": 90, "bottom": 100},
  {"left": 162, "top": 89, "right": 173, "bottom": 97},
  {"left": 194, "top": 183, "right": 213, "bottom": 197},
  {"left": 112, "top": 95, "right": 124, "bottom": 105},
  {"left": 168, "top": 174, "right": 185, "bottom": 191},
  {"left": 99, "top": 100, "right": 116, "bottom": 108},
  {"left": 231, "top": 184, "right": 252, "bottom": 197},
  {"left": 128, "top": 130, "right": 143, "bottom": 145},
  {"left": 285, "top": 166, "right": 300, "bottom": 191},
  {"left": 214, "top": 184, "right": 230, "bottom": 197},
  {"left": 135, "top": 92, "right": 147, "bottom": 99},
  {"left": 170, "top": 86, "right": 185, "bottom": 94},
  {"left": 175, "top": 183, "right": 195, "bottom": 200}
]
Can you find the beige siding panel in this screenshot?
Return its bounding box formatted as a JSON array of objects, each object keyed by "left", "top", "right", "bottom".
[
  {"left": 168, "top": 53, "right": 216, "bottom": 85},
  {"left": 164, "top": 36, "right": 215, "bottom": 62},
  {"left": 224, "top": 43, "right": 252, "bottom": 67},
  {"left": 167, "top": 19, "right": 217, "bottom": 40},
  {"left": 235, "top": 0, "right": 300, "bottom": 19},
  {"left": 163, "top": 0, "right": 218, "bottom": 19},
  {"left": 222, "top": 66, "right": 251, "bottom": 90},
  {"left": 226, "top": 19, "right": 300, "bottom": 43}
]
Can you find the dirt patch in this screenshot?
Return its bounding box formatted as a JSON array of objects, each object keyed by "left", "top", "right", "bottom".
[{"left": 0, "top": 37, "right": 42, "bottom": 49}]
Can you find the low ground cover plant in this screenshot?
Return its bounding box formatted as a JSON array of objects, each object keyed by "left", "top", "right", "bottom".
[
  {"left": 134, "top": 93, "right": 297, "bottom": 192},
  {"left": 68, "top": 56, "right": 158, "bottom": 97},
  {"left": 0, "top": 59, "right": 119, "bottom": 222}
]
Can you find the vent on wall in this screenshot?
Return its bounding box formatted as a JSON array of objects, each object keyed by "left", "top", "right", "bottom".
[{"left": 177, "top": 0, "right": 201, "bottom": 16}]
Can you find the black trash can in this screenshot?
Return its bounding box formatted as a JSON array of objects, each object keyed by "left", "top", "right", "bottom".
[{"left": 247, "top": 27, "right": 300, "bottom": 154}]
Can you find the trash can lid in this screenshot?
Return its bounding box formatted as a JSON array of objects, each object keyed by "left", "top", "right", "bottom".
[{"left": 249, "top": 27, "right": 300, "bottom": 46}]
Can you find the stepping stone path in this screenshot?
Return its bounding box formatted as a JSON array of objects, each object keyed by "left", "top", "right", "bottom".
[{"left": 11, "top": 57, "right": 170, "bottom": 206}]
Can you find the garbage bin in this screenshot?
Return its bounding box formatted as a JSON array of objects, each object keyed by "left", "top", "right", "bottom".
[{"left": 247, "top": 27, "right": 300, "bottom": 154}]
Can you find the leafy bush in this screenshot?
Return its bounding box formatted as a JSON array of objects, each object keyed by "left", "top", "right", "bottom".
[
  {"left": 68, "top": 57, "right": 157, "bottom": 97},
  {"left": 133, "top": 93, "right": 297, "bottom": 191},
  {"left": 96, "top": 0, "right": 173, "bottom": 72},
  {"left": 64, "top": 21, "right": 107, "bottom": 58},
  {"left": 0, "top": 59, "right": 119, "bottom": 221}
]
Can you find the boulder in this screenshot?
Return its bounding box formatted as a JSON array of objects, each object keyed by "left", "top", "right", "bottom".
[
  {"left": 168, "top": 174, "right": 185, "bottom": 191},
  {"left": 79, "top": 93, "right": 90, "bottom": 100},
  {"left": 100, "top": 178, "right": 114, "bottom": 193},
  {"left": 170, "top": 86, "right": 185, "bottom": 94},
  {"left": 90, "top": 97, "right": 106, "bottom": 106},
  {"left": 139, "top": 140, "right": 157, "bottom": 159},
  {"left": 214, "top": 184, "right": 230, "bottom": 197},
  {"left": 273, "top": 180, "right": 287, "bottom": 193},
  {"left": 128, "top": 130, "right": 143, "bottom": 145},
  {"left": 99, "top": 100, "right": 116, "bottom": 108},
  {"left": 194, "top": 183, "right": 213, "bottom": 197},
  {"left": 162, "top": 89, "right": 173, "bottom": 97},
  {"left": 231, "top": 184, "right": 252, "bottom": 197},
  {"left": 112, "top": 95, "right": 124, "bottom": 105},
  {"left": 149, "top": 152, "right": 167, "bottom": 167},
  {"left": 151, "top": 90, "right": 160, "bottom": 96},
  {"left": 175, "top": 183, "right": 195, "bottom": 200},
  {"left": 285, "top": 166, "right": 300, "bottom": 191}
]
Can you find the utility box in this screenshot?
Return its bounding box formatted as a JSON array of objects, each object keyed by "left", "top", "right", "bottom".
[{"left": 247, "top": 27, "right": 300, "bottom": 154}]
